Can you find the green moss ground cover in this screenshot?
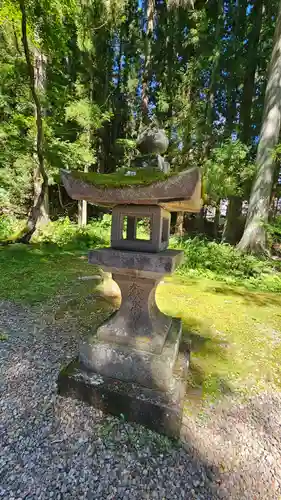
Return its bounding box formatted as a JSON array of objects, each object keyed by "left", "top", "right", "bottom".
[{"left": 0, "top": 218, "right": 281, "bottom": 410}]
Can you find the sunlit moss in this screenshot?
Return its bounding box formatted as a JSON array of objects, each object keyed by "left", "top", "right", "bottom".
[{"left": 71, "top": 168, "right": 176, "bottom": 188}]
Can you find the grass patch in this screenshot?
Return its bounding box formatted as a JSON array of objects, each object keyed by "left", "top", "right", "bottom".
[
  {"left": 157, "top": 277, "right": 281, "bottom": 409},
  {"left": 71, "top": 168, "right": 176, "bottom": 188},
  {"left": 0, "top": 218, "right": 108, "bottom": 303},
  {"left": 1, "top": 217, "right": 281, "bottom": 304},
  {"left": 1, "top": 217, "right": 281, "bottom": 409},
  {"left": 0, "top": 237, "right": 280, "bottom": 409},
  {"left": 0, "top": 244, "right": 93, "bottom": 303}
]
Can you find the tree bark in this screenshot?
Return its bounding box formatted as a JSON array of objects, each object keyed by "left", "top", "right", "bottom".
[
  {"left": 78, "top": 200, "right": 87, "bottom": 226},
  {"left": 222, "top": 196, "right": 243, "bottom": 244},
  {"left": 18, "top": 0, "right": 48, "bottom": 243},
  {"left": 223, "top": 2, "right": 262, "bottom": 244},
  {"left": 175, "top": 212, "right": 184, "bottom": 237},
  {"left": 237, "top": 0, "right": 281, "bottom": 254},
  {"left": 204, "top": 0, "right": 223, "bottom": 157},
  {"left": 213, "top": 201, "right": 221, "bottom": 239},
  {"left": 224, "top": 0, "right": 247, "bottom": 138},
  {"left": 78, "top": 163, "right": 88, "bottom": 227},
  {"left": 33, "top": 43, "right": 49, "bottom": 226},
  {"left": 141, "top": 0, "right": 155, "bottom": 123},
  {"left": 239, "top": 0, "right": 263, "bottom": 144}
]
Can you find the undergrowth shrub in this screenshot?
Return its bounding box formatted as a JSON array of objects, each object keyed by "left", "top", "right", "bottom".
[
  {"left": 0, "top": 215, "right": 20, "bottom": 240},
  {"left": 169, "top": 236, "right": 275, "bottom": 278},
  {"left": 267, "top": 216, "right": 281, "bottom": 240},
  {"left": 1, "top": 215, "right": 280, "bottom": 291},
  {"left": 267, "top": 217, "right": 281, "bottom": 256},
  {"left": 34, "top": 217, "right": 109, "bottom": 249}
]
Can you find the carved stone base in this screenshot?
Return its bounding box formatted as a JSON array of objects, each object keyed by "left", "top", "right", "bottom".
[
  {"left": 97, "top": 273, "right": 171, "bottom": 353},
  {"left": 58, "top": 339, "right": 189, "bottom": 439},
  {"left": 80, "top": 318, "right": 183, "bottom": 392},
  {"left": 57, "top": 246, "right": 188, "bottom": 438},
  {"left": 88, "top": 248, "right": 184, "bottom": 353}
]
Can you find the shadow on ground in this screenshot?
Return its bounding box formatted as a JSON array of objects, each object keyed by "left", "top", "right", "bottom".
[
  {"left": 207, "top": 283, "right": 281, "bottom": 307},
  {"left": 1, "top": 300, "right": 281, "bottom": 499},
  {"left": 181, "top": 318, "right": 233, "bottom": 406},
  {"left": 0, "top": 300, "right": 223, "bottom": 499}
]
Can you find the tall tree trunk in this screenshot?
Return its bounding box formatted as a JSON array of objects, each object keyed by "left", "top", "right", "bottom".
[
  {"left": 224, "top": 0, "right": 247, "bottom": 138},
  {"left": 78, "top": 200, "right": 87, "bottom": 226},
  {"left": 239, "top": 0, "right": 263, "bottom": 144},
  {"left": 18, "top": 0, "right": 48, "bottom": 243},
  {"left": 141, "top": 0, "right": 155, "bottom": 123},
  {"left": 78, "top": 166, "right": 88, "bottom": 226},
  {"left": 222, "top": 196, "right": 242, "bottom": 244},
  {"left": 33, "top": 44, "right": 49, "bottom": 226},
  {"left": 175, "top": 212, "right": 184, "bottom": 237},
  {"left": 238, "top": 0, "right": 281, "bottom": 254},
  {"left": 204, "top": 0, "right": 223, "bottom": 157},
  {"left": 197, "top": 206, "right": 205, "bottom": 235},
  {"left": 213, "top": 201, "right": 221, "bottom": 239},
  {"left": 223, "top": 2, "right": 262, "bottom": 245}
]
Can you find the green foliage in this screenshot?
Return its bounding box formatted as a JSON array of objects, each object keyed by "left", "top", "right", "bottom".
[
  {"left": 115, "top": 139, "right": 137, "bottom": 167},
  {"left": 168, "top": 236, "right": 281, "bottom": 292},
  {"left": 45, "top": 135, "right": 95, "bottom": 175},
  {"left": 0, "top": 0, "right": 280, "bottom": 243},
  {"left": 171, "top": 236, "right": 272, "bottom": 278},
  {"left": 65, "top": 98, "right": 109, "bottom": 131},
  {"left": 0, "top": 35, "right": 33, "bottom": 212},
  {"left": 204, "top": 140, "right": 255, "bottom": 201},
  {"left": 0, "top": 214, "right": 19, "bottom": 239},
  {"left": 267, "top": 216, "right": 281, "bottom": 242},
  {"left": 34, "top": 217, "right": 110, "bottom": 249},
  {"left": 266, "top": 217, "right": 281, "bottom": 257}
]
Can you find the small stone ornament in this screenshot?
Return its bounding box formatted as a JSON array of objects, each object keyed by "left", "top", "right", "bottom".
[{"left": 133, "top": 127, "right": 170, "bottom": 174}]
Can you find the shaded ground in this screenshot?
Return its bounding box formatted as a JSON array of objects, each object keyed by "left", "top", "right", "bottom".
[
  {"left": 0, "top": 293, "right": 281, "bottom": 498},
  {"left": 182, "top": 392, "right": 281, "bottom": 499},
  {"left": 0, "top": 301, "right": 217, "bottom": 500},
  {"left": 1, "top": 244, "right": 281, "bottom": 498}
]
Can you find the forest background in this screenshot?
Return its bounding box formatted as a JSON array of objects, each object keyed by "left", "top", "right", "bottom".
[{"left": 1, "top": 0, "right": 281, "bottom": 256}]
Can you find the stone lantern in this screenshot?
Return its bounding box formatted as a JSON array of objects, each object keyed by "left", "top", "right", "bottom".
[{"left": 58, "top": 130, "right": 201, "bottom": 438}]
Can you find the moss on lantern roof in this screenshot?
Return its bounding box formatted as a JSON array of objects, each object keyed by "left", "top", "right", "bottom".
[{"left": 71, "top": 168, "right": 176, "bottom": 188}]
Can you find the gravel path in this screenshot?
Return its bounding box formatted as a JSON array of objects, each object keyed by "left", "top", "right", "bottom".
[{"left": 1, "top": 300, "right": 281, "bottom": 500}]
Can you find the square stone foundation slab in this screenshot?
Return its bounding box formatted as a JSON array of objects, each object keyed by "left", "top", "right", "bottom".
[
  {"left": 80, "top": 318, "right": 182, "bottom": 392},
  {"left": 58, "top": 335, "right": 189, "bottom": 439}
]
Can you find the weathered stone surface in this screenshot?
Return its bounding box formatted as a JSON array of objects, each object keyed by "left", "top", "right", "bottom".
[
  {"left": 88, "top": 249, "right": 184, "bottom": 352},
  {"left": 132, "top": 153, "right": 170, "bottom": 174},
  {"left": 60, "top": 167, "right": 201, "bottom": 212},
  {"left": 111, "top": 204, "right": 171, "bottom": 253},
  {"left": 57, "top": 178, "right": 189, "bottom": 438},
  {"left": 96, "top": 272, "right": 171, "bottom": 352},
  {"left": 89, "top": 248, "right": 184, "bottom": 276},
  {"left": 80, "top": 318, "right": 183, "bottom": 390},
  {"left": 94, "top": 276, "right": 121, "bottom": 300},
  {"left": 58, "top": 341, "right": 189, "bottom": 438},
  {"left": 136, "top": 128, "right": 169, "bottom": 155}
]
